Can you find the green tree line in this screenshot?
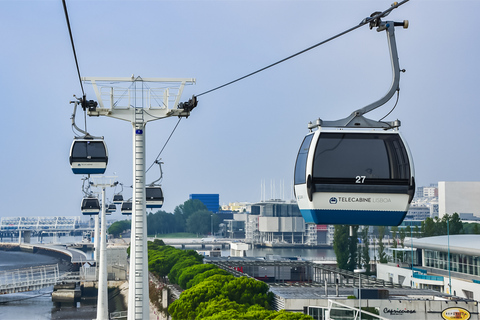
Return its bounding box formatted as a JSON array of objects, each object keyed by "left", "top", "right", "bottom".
[
  {"left": 148, "top": 239, "right": 313, "bottom": 320},
  {"left": 108, "top": 199, "right": 222, "bottom": 237}
]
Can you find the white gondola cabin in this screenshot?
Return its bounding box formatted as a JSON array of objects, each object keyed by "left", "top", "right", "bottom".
[
  {"left": 70, "top": 138, "right": 108, "bottom": 175},
  {"left": 294, "top": 127, "right": 414, "bottom": 226},
  {"left": 106, "top": 203, "right": 116, "bottom": 214},
  {"left": 146, "top": 186, "right": 164, "bottom": 209},
  {"left": 113, "top": 194, "right": 123, "bottom": 205},
  {"left": 81, "top": 197, "right": 100, "bottom": 215},
  {"left": 121, "top": 201, "right": 132, "bottom": 215}
]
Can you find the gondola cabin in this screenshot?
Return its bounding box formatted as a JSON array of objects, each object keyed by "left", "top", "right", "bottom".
[
  {"left": 113, "top": 194, "right": 123, "bottom": 205},
  {"left": 106, "top": 203, "right": 116, "bottom": 214},
  {"left": 146, "top": 186, "right": 164, "bottom": 209},
  {"left": 121, "top": 201, "right": 132, "bottom": 215},
  {"left": 70, "top": 138, "right": 108, "bottom": 175},
  {"left": 294, "top": 127, "right": 415, "bottom": 226},
  {"left": 81, "top": 197, "right": 100, "bottom": 215}
]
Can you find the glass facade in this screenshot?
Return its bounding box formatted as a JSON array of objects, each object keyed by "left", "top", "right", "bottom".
[
  {"left": 189, "top": 194, "right": 220, "bottom": 213},
  {"left": 424, "top": 249, "right": 480, "bottom": 276}
]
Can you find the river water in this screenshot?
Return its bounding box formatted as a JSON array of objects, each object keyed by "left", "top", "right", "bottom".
[
  {"left": 0, "top": 236, "right": 337, "bottom": 319},
  {"left": 0, "top": 235, "right": 101, "bottom": 320},
  {"left": 0, "top": 250, "right": 99, "bottom": 320}
]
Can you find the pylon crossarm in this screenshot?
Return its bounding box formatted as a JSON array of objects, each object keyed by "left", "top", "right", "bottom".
[{"left": 81, "top": 76, "right": 195, "bottom": 122}]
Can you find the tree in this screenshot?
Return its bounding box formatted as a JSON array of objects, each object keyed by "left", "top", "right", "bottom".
[
  {"left": 220, "top": 277, "right": 273, "bottom": 308},
  {"left": 377, "top": 226, "right": 388, "bottom": 263},
  {"left": 183, "top": 199, "right": 208, "bottom": 220},
  {"left": 177, "top": 264, "right": 218, "bottom": 289},
  {"left": 405, "top": 225, "right": 411, "bottom": 238},
  {"left": 168, "top": 256, "right": 202, "bottom": 285},
  {"left": 449, "top": 213, "right": 463, "bottom": 235},
  {"left": 474, "top": 223, "right": 480, "bottom": 234},
  {"left": 399, "top": 228, "right": 406, "bottom": 248},
  {"left": 187, "top": 268, "right": 232, "bottom": 289},
  {"left": 195, "top": 298, "right": 248, "bottom": 320},
  {"left": 414, "top": 225, "right": 420, "bottom": 237},
  {"left": 361, "top": 227, "right": 371, "bottom": 274},
  {"left": 391, "top": 226, "right": 398, "bottom": 249},
  {"left": 333, "top": 225, "right": 350, "bottom": 270},
  {"left": 108, "top": 220, "right": 131, "bottom": 237},
  {"left": 347, "top": 225, "right": 359, "bottom": 271},
  {"left": 168, "top": 276, "right": 227, "bottom": 320},
  {"left": 435, "top": 216, "right": 447, "bottom": 235},
  {"left": 422, "top": 217, "right": 435, "bottom": 237},
  {"left": 147, "top": 210, "right": 177, "bottom": 235},
  {"left": 186, "top": 210, "right": 213, "bottom": 236},
  {"left": 172, "top": 199, "right": 209, "bottom": 234}
]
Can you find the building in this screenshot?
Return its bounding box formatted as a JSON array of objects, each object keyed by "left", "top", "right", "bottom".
[
  {"left": 221, "top": 202, "right": 248, "bottom": 212},
  {"left": 242, "top": 200, "right": 332, "bottom": 246},
  {"left": 416, "top": 184, "right": 438, "bottom": 199},
  {"left": 438, "top": 181, "right": 480, "bottom": 218},
  {"left": 404, "top": 205, "right": 430, "bottom": 221},
  {"left": 189, "top": 194, "right": 219, "bottom": 213},
  {"left": 377, "top": 234, "right": 480, "bottom": 301}
]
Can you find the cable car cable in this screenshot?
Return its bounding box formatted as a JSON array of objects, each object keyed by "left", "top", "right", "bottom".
[
  {"left": 62, "top": 0, "right": 84, "bottom": 97},
  {"left": 195, "top": 0, "right": 409, "bottom": 98},
  {"left": 379, "top": 90, "right": 400, "bottom": 122},
  {"left": 146, "top": 118, "right": 182, "bottom": 173},
  {"left": 145, "top": 2, "right": 409, "bottom": 179}
]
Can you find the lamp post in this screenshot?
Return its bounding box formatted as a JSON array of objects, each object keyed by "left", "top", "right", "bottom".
[
  {"left": 447, "top": 218, "right": 451, "bottom": 294},
  {"left": 354, "top": 268, "right": 366, "bottom": 320}
]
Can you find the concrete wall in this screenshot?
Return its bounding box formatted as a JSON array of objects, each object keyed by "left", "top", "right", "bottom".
[
  {"left": 438, "top": 181, "right": 480, "bottom": 218},
  {"left": 258, "top": 217, "right": 305, "bottom": 233},
  {"left": 259, "top": 217, "right": 279, "bottom": 232}
]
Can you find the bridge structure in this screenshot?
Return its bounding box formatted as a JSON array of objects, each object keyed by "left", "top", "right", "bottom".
[
  {"left": 0, "top": 264, "right": 80, "bottom": 295},
  {"left": 0, "top": 216, "right": 84, "bottom": 231},
  {"left": 0, "top": 216, "right": 97, "bottom": 244}
]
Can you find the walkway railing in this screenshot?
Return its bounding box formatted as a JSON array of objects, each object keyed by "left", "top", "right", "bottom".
[{"left": 0, "top": 264, "right": 80, "bottom": 295}]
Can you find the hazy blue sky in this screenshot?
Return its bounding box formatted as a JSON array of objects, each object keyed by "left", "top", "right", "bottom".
[{"left": 1, "top": 0, "right": 479, "bottom": 217}]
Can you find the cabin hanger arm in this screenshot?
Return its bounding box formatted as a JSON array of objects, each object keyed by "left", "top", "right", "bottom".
[
  {"left": 310, "top": 18, "right": 408, "bottom": 130},
  {"left": 355, "top": 19, "right": 408, "bottom": 117}
]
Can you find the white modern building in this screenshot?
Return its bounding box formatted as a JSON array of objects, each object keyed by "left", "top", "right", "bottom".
[
  {"left": 404, "top": 205, "right": 431, "bottom": 221},
  {"left": 438, "top": 181, "right": 480, "bottom": 218},
  {"left": 242, "top": 200, "right": 333, "bottom": 246},
  {"left": 377, "top": 235, "right": 480, "bottom": 301}
]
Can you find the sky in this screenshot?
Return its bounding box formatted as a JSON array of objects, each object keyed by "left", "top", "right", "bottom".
[{"left": 1, "top": 0, "right": 479, "bottom": 218}]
